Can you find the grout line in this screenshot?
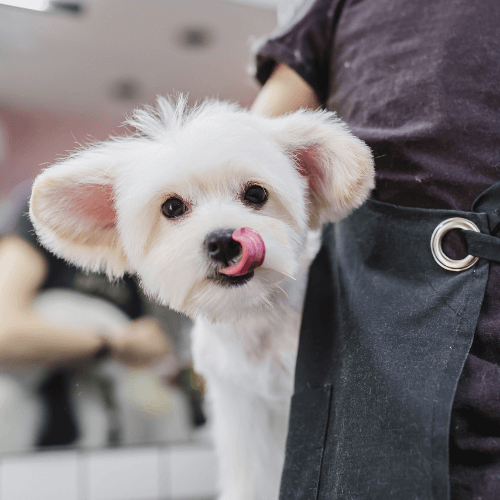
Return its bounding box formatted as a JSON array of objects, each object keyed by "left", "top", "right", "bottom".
[
  {"left": 162, "top": 445, "right": 171, "bottom": 500},
  {"left": 77, "top": 449, "right": 86, "bottom": 500},
  {"left": 157, "top": 446, "right": 164, "bottom": 500}
]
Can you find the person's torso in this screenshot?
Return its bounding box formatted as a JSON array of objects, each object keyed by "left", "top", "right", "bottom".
[{"left": 327, "top": 0, "right": 500, "bottom": 211}]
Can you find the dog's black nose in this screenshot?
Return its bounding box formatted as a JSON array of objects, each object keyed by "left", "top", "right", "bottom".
[{"left": 204, "top": 229, "right": 241, "bottom": 265}]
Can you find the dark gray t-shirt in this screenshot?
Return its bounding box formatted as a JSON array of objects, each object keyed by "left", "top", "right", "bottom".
[{"left": 257, "top": 1, "right": 500, "bottom": 497}]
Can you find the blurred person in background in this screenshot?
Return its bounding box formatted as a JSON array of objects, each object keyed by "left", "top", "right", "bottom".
[{"left": 0, "top": 180, "right": 179, "bottom": 452}]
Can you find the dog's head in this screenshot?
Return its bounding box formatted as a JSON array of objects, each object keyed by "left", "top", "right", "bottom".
[{"left": 30, "top": 96, "right": 374, "bottom": 321}]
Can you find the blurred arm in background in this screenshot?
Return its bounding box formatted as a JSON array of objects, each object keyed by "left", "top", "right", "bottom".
[{"left": 0, "top": 235, "right": 170, "bottom": 367}]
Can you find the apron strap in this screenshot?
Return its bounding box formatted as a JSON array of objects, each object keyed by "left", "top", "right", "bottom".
[
  {"left": 462, "top": 179, "right": 500, "bottom": 262},
  {"left": 464, "top": 231, "right": 500, "bottom": 263},
  {"left": 472, "top": 179, "right": 500, "bottom": 233}
]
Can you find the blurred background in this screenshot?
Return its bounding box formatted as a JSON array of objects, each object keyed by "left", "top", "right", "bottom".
[{"left": 0, "top": 1, "right": 286, "bottom": 499}]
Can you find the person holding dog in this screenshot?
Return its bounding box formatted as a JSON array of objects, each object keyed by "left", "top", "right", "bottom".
[{"left": 252, "top": 0, "right": 500, "bottom": 498}]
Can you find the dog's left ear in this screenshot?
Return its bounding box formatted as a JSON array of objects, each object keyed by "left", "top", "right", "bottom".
[{"left": 267, "top": 110, "right": 375, "bottom": 228}]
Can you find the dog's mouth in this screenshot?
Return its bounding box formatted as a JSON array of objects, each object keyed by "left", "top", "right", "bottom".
[{"left": 208, "top": 270, "right": 255, "bottom": 287}]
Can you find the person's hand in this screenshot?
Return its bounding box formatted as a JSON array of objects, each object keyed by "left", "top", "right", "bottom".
[{"left": 109, "top": 317, "right": 171, "bottom": 368}]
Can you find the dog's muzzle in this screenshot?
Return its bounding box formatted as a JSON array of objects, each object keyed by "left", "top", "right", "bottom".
[{"left": 204, "top": 228, "right": 266, "bottom": 284}]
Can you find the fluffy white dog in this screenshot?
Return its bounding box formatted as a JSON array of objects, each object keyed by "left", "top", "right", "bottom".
[{"left": 29, "top": 96, "right": 374, "bottom": 500}]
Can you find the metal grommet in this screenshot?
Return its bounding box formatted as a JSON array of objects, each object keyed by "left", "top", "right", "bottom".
[{"left": 430, "top": 217, "right": 480, "bottom": 271}]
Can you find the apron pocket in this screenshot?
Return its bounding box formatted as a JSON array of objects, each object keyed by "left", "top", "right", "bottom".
[{"left": 279, "top": 384, "right": 332, "bottom": 500}]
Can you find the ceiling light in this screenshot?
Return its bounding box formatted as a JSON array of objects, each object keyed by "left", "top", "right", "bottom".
[
  {"left": 0, "top": 1, "right": 83, "bottom": 13},
  {"left": 0, "top": 0, "right": 50, "bottom": 11},
  {"left": 180, "top": 28, "right": 211, "bottom": 48},
  {"left": 111, "top": 80, "right": 140, "bottom": 102}
]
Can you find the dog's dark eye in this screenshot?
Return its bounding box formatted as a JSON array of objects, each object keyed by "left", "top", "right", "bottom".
[
  {"left": 161, "top": 197, "right": 188, "bottom": 219},
  {"left": 243, "top": 185, "right": 268, "bottom": 206}
]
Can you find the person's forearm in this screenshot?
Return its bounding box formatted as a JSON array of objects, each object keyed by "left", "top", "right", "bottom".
[
  {"left": 250, "top": 63, "right": 321, "bottom": 117},
  {"left": 0, "top": 312, "right": 103, "bottom": 365},
  {"left": 0, "top": 235, "right": 105, "bottom": 365}
]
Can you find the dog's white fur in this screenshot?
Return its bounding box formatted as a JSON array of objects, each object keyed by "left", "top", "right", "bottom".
[{"left": 29, "top": 96, "right": 374, "bottom": 500}]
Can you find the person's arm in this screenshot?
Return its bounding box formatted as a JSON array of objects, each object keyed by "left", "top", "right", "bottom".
[
  {"left": 0, "top": 235, "right": 106, "bottom": 364},
  {"left": 0, "top": 235, "right": 170, "bottom": 366},
  {"left": 250, "top": 63, "right": 320, "bottom": 117}
]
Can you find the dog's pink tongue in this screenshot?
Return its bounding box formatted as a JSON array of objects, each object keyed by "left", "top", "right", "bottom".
[{"left": 219, "top": 228, "right": 265, "bottom": 276}]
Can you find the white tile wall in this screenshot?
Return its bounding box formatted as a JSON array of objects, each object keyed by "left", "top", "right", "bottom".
[
  {"left": 0, "top": 444, "right": 217, "bottom": 500},
  {"left": 0, "top": 451, "right": 79, "bottom": 500},
  {"left": 161, "top": 445, "right": 218, "bottom": 500},
  {"left": 85, "top": 447, "right": 160, "bottom": 500}
]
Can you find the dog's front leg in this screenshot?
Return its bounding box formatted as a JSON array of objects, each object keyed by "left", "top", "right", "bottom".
[{"left": 208, "top": 379, "right": 288, "bottom": 500}]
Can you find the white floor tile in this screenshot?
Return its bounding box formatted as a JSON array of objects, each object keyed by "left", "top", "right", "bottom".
[
  {"left": 0, "top": 450, "right": 79, "bottom": 500},
  {"left": 85, "top": 447, "right": 160, "bottom": 500},
  {"left": 161, "top": 444, "right": 218, "bottom": 500}
]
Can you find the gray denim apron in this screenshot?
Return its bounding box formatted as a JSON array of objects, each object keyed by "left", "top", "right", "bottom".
[{"left": 280, "top": 181, "right": 500, "bottom": 500}]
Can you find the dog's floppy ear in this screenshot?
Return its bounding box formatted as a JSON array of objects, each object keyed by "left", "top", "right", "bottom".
[
  {"left": 268, "top": 110, "right": 375, "bottom": 228},
  {"left": 29, "top": 145, "right": 128, "bottom": 277}
]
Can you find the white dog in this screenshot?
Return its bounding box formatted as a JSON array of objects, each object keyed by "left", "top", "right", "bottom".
[{"left": 29, "top": 96, "right": 374, "bottom": 500}]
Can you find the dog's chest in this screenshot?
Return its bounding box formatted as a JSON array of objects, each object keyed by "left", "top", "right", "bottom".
[{"left": 191, "top": 306, "right": 302, "bottom": 401}]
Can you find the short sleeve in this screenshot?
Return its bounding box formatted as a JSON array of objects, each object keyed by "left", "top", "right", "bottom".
[
  {"left": 255, "top": 0, "right": 342, "bottom": 105},
  {"left": 0, "top": 181, "right": 46, "bottom": 255},
  {"left": 11, "top": 199, "right": 41, "bottom": 250},
  {"left": 2, "top": 189, "right": 64, "bottom": 285}
]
